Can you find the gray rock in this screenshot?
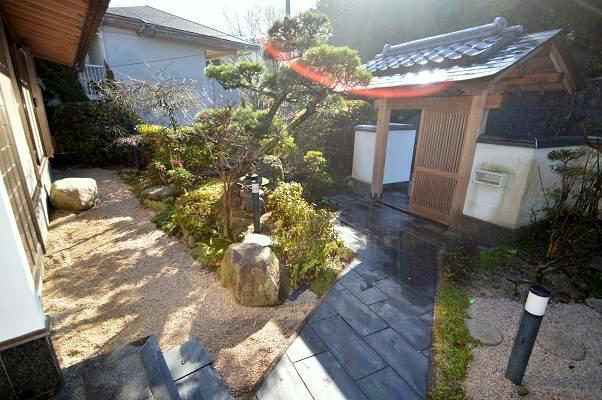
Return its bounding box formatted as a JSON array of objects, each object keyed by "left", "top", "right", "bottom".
[
  {"left": 257, "top": 155, "right": 284, "bottom": 183},
  {"left": 466, "top": 318, "right": 503, "bottom": 346},
  {"left": 187, "top": 235, "right": 195, "bottom": 249},
  {"left": 585, "top": 298, "right": 602, "bottom": 313},
  {"left": 538, "top": 330, "right": 586, "bottom": 361},
  {"left": 50, "top": 178, "right": 98, "bottom": 211},
  {"left": 141, "top": 185, "right": 181, "bottom": 201},
  {"left": 220, "top": 243, "right": 288, "bottom": 306}
]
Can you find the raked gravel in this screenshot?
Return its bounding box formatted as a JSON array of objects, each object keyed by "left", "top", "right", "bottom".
[
  {"left": 43, "top": 168, "right": 317, "bottom": 399},
  {"left": 464, "top": 296, "right": 602, "bottom": 399}
]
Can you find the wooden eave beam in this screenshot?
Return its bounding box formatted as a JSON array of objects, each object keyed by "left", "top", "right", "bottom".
[
  {"left": 549, "top": 37, "right": 586, "bottom": 92},
  {"left": 500, "top": 72, "right": 563, "bottom": 86},
  {"left": 386, "top": 94, "right": 504, "bottom": 110}
]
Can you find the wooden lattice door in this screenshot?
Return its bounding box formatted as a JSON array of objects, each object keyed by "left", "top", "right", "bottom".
[{"left": 409, "top": 109, "right": 470, "bottom": 225}]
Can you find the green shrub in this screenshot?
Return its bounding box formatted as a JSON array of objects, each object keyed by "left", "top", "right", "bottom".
[
  {"left": 49, "top": 101, "right": 141, "bottom": 165},
  {"left": 191, "top": 236, "right": 233, "bottom": 268},
  {"left": 267, "top": 182, "right": 350, "bottom": 289},
  {"left": 175, "top": 181, "right": 224, "bottom": 240},
  {"left": 302, "top": 150, "right": 334, "bottom": 202},
  {"left": 137, "top": 124, "right": 213, "bottom": 173},
  {"left": 152, "top": 203, "right": 180, "bottom": 235},
  {"left": 166, "top": 167, "right": 194, "bottom": 191}
]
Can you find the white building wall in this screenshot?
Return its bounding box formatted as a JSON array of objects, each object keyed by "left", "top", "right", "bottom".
[
  {"left": 0, "top": 176, "right": 46, "bottom": 342},
  {"left": 100, "top": 26, "right": 238, "bottom": 112},
  {"left": 352, "top": 128, "right": 416, "bottom": 184},
  {"left": 463, "top": 143, "right": 585, "bottom": 230}
]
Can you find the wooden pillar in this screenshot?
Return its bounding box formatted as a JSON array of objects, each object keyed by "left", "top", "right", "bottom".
[
  {"left": 370, "top": 99, "right": 391, "bottom": 199},
  {"left": 450, "top": 90, "right": 489, "bottom": 230}
]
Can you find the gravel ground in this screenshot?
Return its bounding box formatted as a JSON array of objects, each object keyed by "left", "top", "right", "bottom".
[
  {"left": 464, "top": 296, "right": 602, "bottom": 400},
  {"left": 43, "top": 168, "right": 317, "bottom": 398}
]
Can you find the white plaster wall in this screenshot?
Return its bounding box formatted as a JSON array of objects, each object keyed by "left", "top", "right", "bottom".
[
  {"left": 0, "top": 176, "right": 46, "bottom": 342},
  {"left": 384, "top": 130, "right": 416, "bottom": 184},
  {"left": 100, "top": 26, "right": 238, "bottom": 112},
  {"left": 463, "top": 143, "right": 585, "bottom": 229},
  {"left": 352, "top": 129, "right": 376, "bottom": 183},
  {"left": 352, "top": 128, "right": 416, "bottom": 184},
  {"left": 521, "top": 145, "right": 585, "bottom": 227}
]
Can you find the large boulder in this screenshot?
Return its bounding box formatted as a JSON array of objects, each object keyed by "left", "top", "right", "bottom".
[
  {"left": 141, "top": 185, "right": 182, "bottom": 201},
  {"left": 220, "top": 243, "right": 288, "bottom": 306},
  {"left": 50, "top": 178, "right": 98, "bottom": 211},
  {"left": 257, "top": 155, "right": 284, "bottom": 184}
]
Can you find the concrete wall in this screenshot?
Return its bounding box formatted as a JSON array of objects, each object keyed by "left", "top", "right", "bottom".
[
  {"left": 463, "top": 143, "right": 586, "bottom": 230},
  {"left": 352, "top": 128, "right": 416, "bottom": 184},
  {"left": 100, "top": 26, "right": 238, "bottom": 112}
]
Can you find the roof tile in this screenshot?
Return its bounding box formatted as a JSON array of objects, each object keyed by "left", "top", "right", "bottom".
[{"left": 361, "top": 16, "right": 561, "bottom": 88}]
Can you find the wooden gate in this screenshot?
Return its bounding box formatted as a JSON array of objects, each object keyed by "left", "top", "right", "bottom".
[{"left": 409, "top": 110, "right": 470, "bottom": 225}]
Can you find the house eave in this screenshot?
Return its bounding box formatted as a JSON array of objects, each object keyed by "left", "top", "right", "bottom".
[{"left": 102, "top": 13, "right": 259, "bottom": 57}]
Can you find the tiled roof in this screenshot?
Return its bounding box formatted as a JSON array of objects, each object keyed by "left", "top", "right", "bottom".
[
  {"left": 106, "top": 6, "right": 255, "bottom": 48},
  {"left": 362, "top": 17, "right": 561, "bottom": 88}
]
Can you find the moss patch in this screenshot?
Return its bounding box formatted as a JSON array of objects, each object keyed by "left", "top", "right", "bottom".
[
  {"left": 479, "top": 242, "right": 520, "bottom": 270},
  {"left": 429, "top": 280, "right": 473, "bottom": 400}
]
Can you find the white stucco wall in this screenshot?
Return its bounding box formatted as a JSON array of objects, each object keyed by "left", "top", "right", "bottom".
[
  {"left": 463, "top": 143, "right": 586, "bottom": 229},
  {"left": 0, "top": 176, "right": 46, "bottom": 342},
  {"left": 352, "top": 128, "right": 416, "bottom": 184},
  {"left": 100, "top": 26, "right": 238, "bottom": 112}
]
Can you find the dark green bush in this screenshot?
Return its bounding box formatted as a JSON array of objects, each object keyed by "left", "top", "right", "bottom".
[
  {"left": 267, "top": 182, "right": 351, "bottom": 289},
  {"left": 302, "top": 150, "right": 334, "bottom": 202},
  {"left": 36, "top": 60, "right": 88, "bottom": 102},
  {"left": 49, "top": 101, "right": 141, "bottom": 165},
  {"left": 137, "top": 124, "right": 213, "bottom": 173}
]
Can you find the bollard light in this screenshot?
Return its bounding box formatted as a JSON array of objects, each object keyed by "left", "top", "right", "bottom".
[
  {"left": 505, "top": 285, "right": 551, "bottom": 385},
  {"left": 251, "top": 175, "right": 261, "bottom": 233}
]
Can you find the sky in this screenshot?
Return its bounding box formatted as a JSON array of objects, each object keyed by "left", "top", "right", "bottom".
[{"left": 108, "top": 0, "right": 318, "bottom": 34}]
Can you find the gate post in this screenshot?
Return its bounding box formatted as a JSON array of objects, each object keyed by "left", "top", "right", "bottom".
[{"left": 371, "top": 98, "right": 391, "bottom": 199}]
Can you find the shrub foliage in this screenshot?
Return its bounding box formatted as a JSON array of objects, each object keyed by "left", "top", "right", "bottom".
[
  {"left": 267, "top": 182, "right": 349, "bottom": 288},
  {"left": 175, "top": 181, "right": 224, "bottom": 240}
]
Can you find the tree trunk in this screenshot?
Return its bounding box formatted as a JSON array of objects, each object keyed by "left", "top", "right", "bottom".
[{"left": 223, "top": 177, "right": 234, "bottom": 240}]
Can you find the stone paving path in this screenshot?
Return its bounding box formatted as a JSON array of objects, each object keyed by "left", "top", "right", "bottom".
[{"left": 255, "top": 194, "right": 457, "bottom": 400}]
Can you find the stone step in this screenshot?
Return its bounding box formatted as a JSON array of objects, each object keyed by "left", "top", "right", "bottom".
[
  {"left": 163, "top": 338, "right": 233, "bottom": 400},
  {"left": 51, "top": 336, "right": 234, "bottom": 400},
  {"left": 52, "top": 335, "right": 181, "bottom": 400}
]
